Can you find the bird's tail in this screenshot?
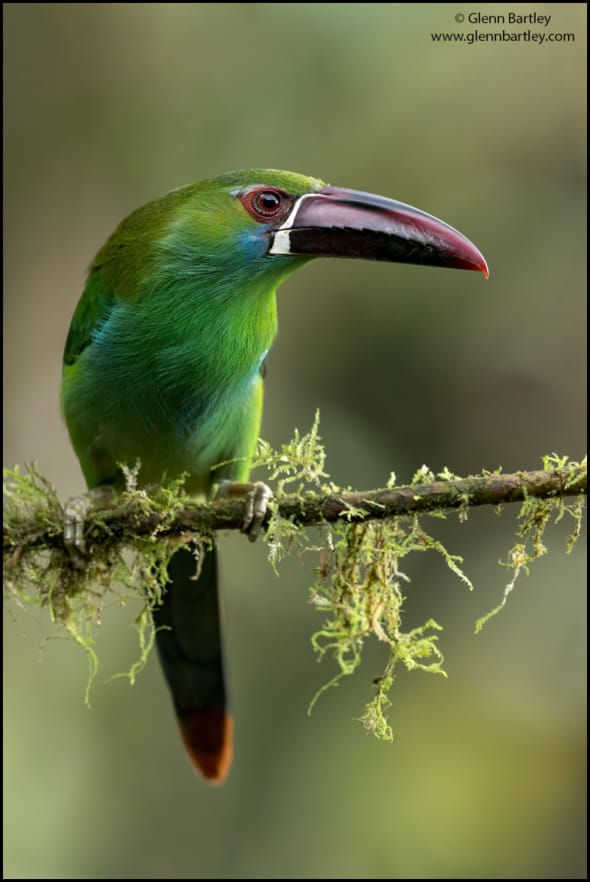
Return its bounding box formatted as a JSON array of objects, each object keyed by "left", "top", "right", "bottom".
[{"left": 153, "top": 544, "right": 232, "bottom": 783}]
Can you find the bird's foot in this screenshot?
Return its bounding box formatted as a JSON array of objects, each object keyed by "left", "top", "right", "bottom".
[
  {"left": 213, "top": 480, "right": 273, "bottom": 542},
  {"left": 63, "top": 486, "right": 115, "bottom": 569}
]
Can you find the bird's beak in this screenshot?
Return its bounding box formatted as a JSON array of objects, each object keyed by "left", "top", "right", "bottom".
[{"left": 269, "top": 186, "right": 489, "bottom": 277}]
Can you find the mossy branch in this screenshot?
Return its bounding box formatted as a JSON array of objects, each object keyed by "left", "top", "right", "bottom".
[
  {"left": 3, "top": 465, "right": 586, "bottom": 556},
  {"left": 3, "top": 413, "right": 586, "bottom": 740}
]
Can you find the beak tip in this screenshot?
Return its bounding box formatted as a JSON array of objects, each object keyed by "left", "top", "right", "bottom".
[{"left": 464, "top": 245, "right": 488, "bottom": 279}]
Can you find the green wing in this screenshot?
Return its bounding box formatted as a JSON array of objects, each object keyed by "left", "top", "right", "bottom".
[{"left": 63, "top": 274, "right": 115, "bottom": 368}]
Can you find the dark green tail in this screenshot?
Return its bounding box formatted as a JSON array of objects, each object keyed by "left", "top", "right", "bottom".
[{"left": 153, "top": 545, "right": 233, "bottom": 783}]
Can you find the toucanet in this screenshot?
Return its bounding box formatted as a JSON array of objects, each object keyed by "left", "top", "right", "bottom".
[{"left": 61, "top": 169, "right": 488, "bottom": 783}]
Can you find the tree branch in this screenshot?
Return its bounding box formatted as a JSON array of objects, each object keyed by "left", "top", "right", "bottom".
[
  {"left": 3, "top": 460, "right": 586, "bottom": 734},
  {"left": 3, "top": 466, "right": 586, "bottom": 556}
]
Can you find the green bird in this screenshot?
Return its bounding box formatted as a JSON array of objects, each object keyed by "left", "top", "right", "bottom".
[{"left": 61, "top": 169, "right": 488, "bottom": 783}]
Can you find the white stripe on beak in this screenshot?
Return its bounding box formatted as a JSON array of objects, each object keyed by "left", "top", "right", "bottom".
[
  {"left": 269, "top": 193, "right": 317, "bottom": 256},
  {"left": 269, "top": 229, "right": 291, "bottom": 255}
]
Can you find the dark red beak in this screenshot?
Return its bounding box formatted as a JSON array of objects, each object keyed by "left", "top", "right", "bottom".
[{"left": 270, "top": 185, "right": 488, "bottom": 278}]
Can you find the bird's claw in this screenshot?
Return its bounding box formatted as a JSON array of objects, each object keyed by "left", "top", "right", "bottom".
[
  {"left": 64, "top": 495, "right": 92, "bottom": 569},
  {"left": 63, "top": 486, "right": 115, "bottom": 569},
  {"left": 242, "top": 481, "right": 273, "bottom": 542},
  {"left": 214, "top": 480, "right": 273, "bottom": 542}
]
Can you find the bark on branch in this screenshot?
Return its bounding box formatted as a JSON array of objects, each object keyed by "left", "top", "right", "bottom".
[{"left": 4, "top": 467, "right": 586, "bottom": 555}]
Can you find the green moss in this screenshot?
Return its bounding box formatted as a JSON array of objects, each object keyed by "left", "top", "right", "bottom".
[
  {"left": 3, "top": 462, "right": 200, "bottom": 703},
  {"left": 249, "top": 418, "right": 470, "bottom": 741},
  {"left": 3, "top": 432, "right": 586, "bottom": 742},
  {"left": 307, "top": 517, "right": 450, "bottom": 741},
  {"left": 475, "top": 454, "right": 586, "bottom": 633}
]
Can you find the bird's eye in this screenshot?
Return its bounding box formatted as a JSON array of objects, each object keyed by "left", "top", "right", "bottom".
[
  {"left": 255, "top": 191, "right": 281, "bottom": 214},
  {"left": 239, "top": 187, "right": 293, "bottom": 224}
]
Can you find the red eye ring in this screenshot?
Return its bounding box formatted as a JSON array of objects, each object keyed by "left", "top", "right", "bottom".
[{"left": 239, "top": 187, "right": 293, "bottom": 224}]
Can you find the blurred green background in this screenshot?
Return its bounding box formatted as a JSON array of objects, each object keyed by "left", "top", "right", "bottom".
[{"left": 4, "top": 3, "right": 586, "bottom": 878}]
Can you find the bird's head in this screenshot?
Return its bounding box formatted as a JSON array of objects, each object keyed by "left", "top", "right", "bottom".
[
  {"left": 143, "top": 169, "right": 488, "bottom": 290},
  {"left": 95, "top": 169, "right": 487, "bottom": 299}
]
